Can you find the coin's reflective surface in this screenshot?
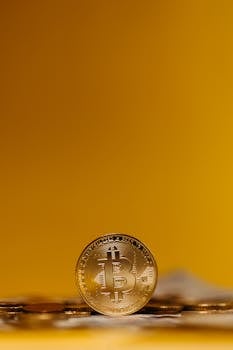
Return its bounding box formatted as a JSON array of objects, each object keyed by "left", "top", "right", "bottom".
[
  {"left": 75, "top": 233, "right": 158, "bottom": 316},
  {"left": 23, "top": 303, "right": 65, "bottom": 313}
]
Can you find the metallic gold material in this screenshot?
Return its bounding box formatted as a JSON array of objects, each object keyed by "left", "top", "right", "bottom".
[
  {"left": 183, "top": 299, "right": 233, "bottom": 312},
  {"left": 142, "top": 299, "right": 183, "bottom": 314},
  {"left": 17, "top": 312, "right": 65, "bottom": 329},
  {"left": 0, "top": 302, "right": 24, "bottom": 312},
  {"left": 23, "top": 302, "right": 65, "bottom": 313},
  {"left": 75, "top": 233, "right": 158, "bottom": 316},
  {"left": 64, "top": 303, "right": 91, "bottom": 317}
]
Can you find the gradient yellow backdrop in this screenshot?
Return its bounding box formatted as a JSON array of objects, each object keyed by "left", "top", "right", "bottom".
[{"left": 1, "top": 0, "right": 233, "bottom": 297}]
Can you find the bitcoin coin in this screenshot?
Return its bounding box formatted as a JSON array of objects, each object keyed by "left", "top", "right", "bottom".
[{"left": 75, "top": 233, "right": 158, "bottom": 316}]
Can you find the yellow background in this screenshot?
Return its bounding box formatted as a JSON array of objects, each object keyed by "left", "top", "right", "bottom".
[{"left": 1, "top": 0, "right": 233, "bottom": 297}]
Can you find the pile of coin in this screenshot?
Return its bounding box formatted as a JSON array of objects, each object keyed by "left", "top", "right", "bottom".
[
  {"left": 0, "top": 299, "right": 91, "bottom": 330},
  {"left": 0, "top": 295, "right": 233, "bottom": 330},
  {"left": 0, "top": 233, "right": 232, "bottom": 330}
]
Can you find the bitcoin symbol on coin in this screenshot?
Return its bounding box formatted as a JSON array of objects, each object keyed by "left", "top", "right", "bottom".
[
  {"left": 76, "top": 233, "right": 158, "bottom": 316},
  {"left": 97, "top": 246, "right": 136, "bottom": 302}
]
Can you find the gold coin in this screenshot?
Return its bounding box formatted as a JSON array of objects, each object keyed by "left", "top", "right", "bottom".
[
  {"left": 75, "top": 233, "right": 158, "bottom": 316},
  {"left": 23, "top": 302, "right": 65, "bottom": 313},
  {"left": 142, "top": 299, "right": 183, "bottom": 314},
  {"left": 0, "top": 302, "right": 24, "bottom": 312},
  {"left": 183, "top": 299, "right": 233, "bottom": 312},
  {"left": 64, "top": 303, "right": 91, "bottom": 317}
]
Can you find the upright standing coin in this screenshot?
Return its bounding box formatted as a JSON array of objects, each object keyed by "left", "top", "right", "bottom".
[{"left": 75, "top": 233, "right": 158, "bottom": 316}]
